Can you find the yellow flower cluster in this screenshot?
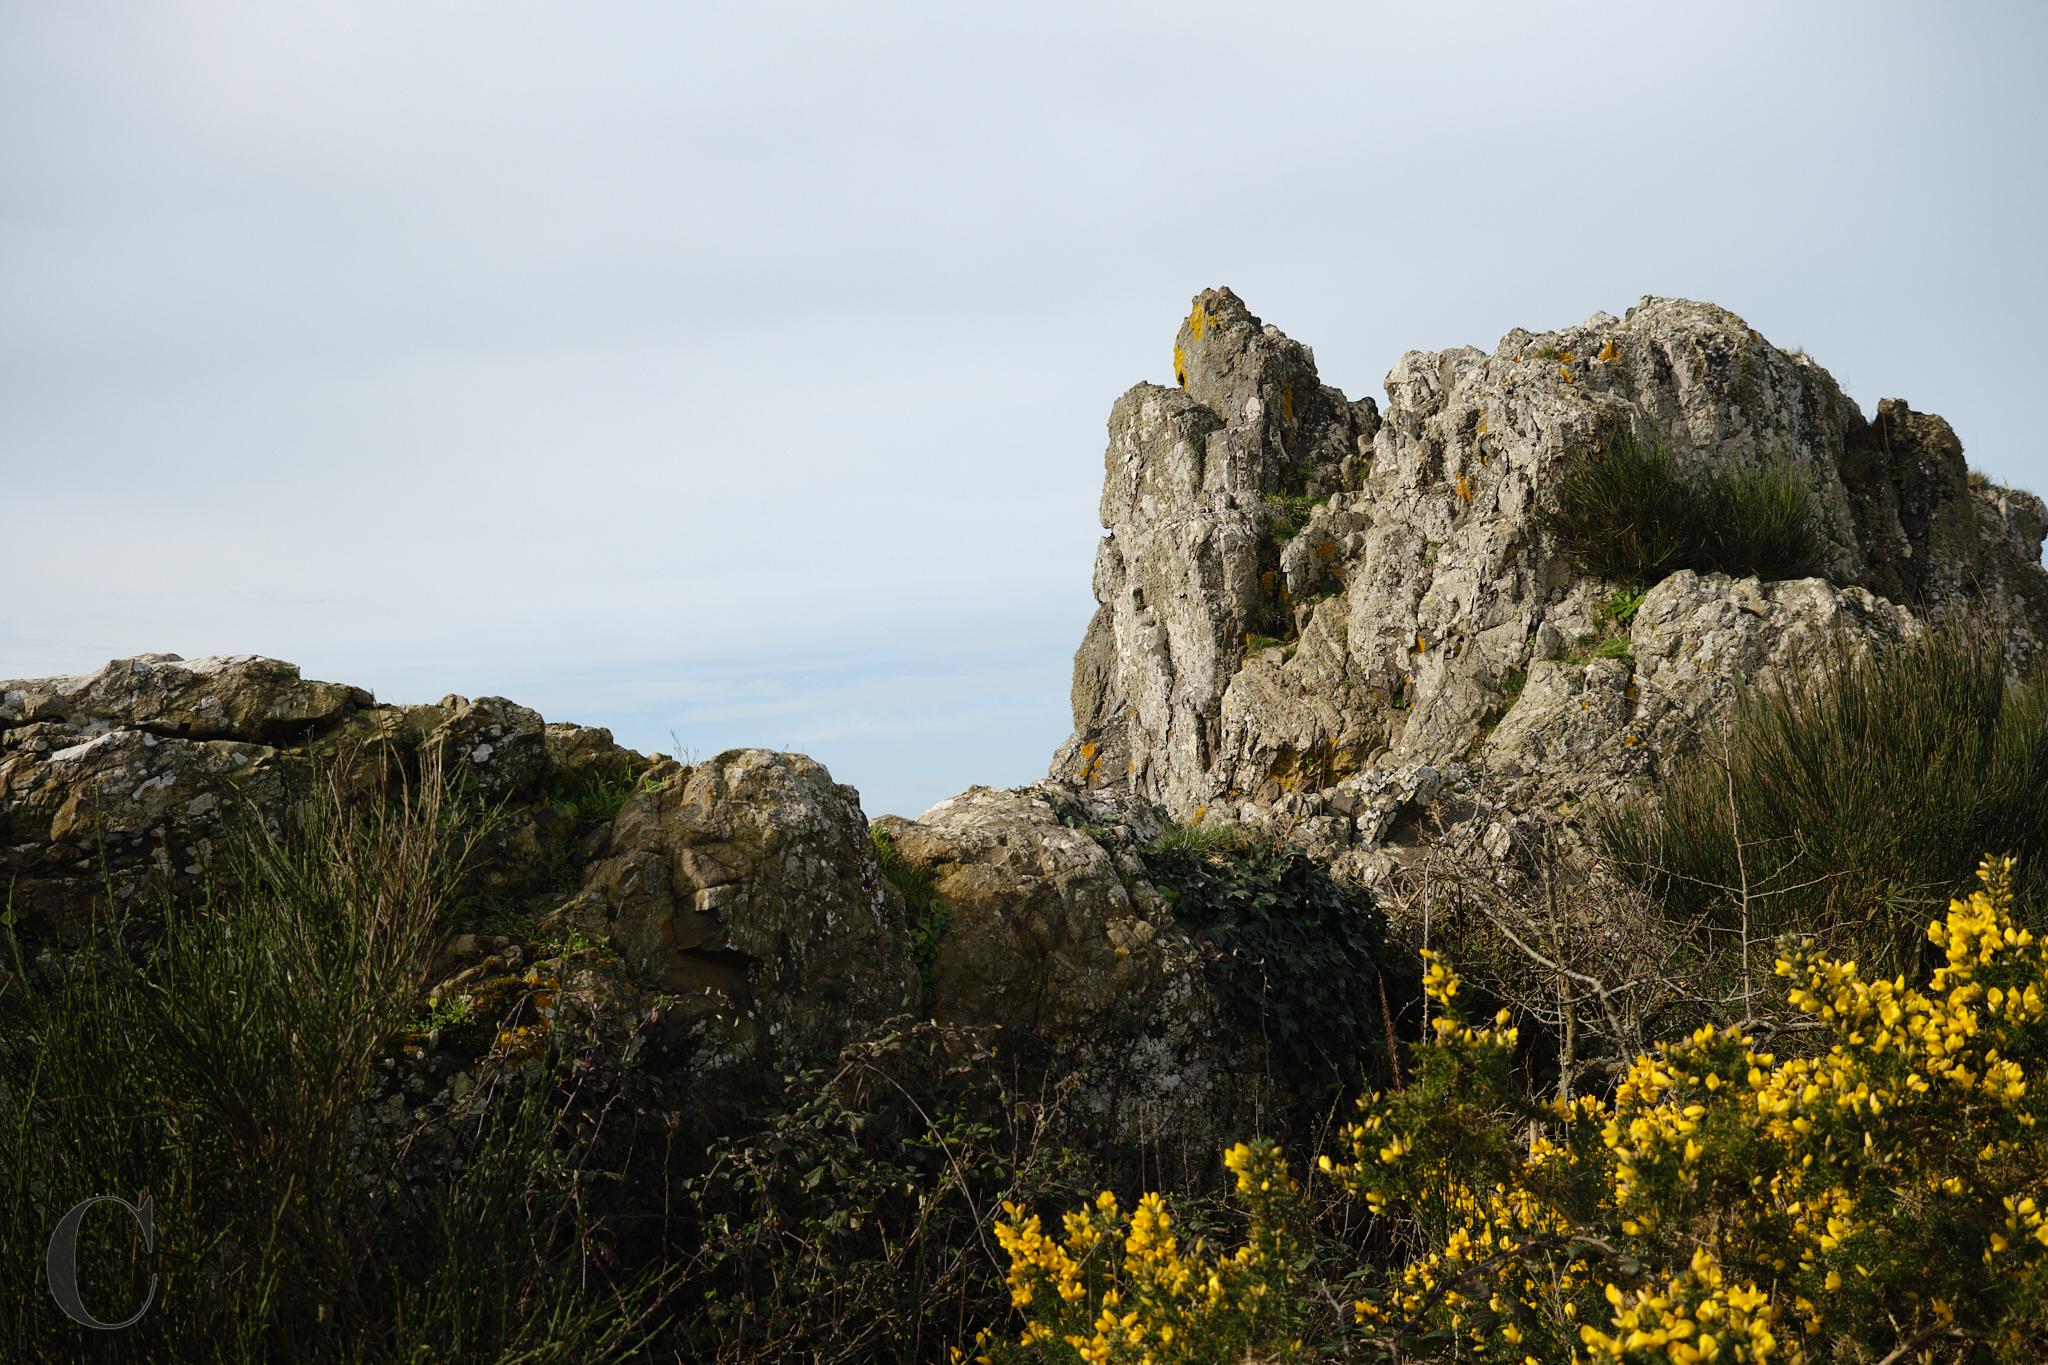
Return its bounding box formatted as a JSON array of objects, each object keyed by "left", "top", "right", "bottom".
[
  {"left": 1576, "top": 1248, "right": 1783, "bottom": 1362},
  {"left": 984, "top": 859, "right": 2048, "bottom": 1361},
  {"left": 993, "top": 1142, "right": 1301, "bottom": 1364}
]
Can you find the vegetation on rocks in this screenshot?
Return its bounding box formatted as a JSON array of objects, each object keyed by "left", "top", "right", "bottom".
[
  {"left": 1542, "top": 430, "right": 1824, "bottom": 586},
  {"left": 0, "top": 765, "right": 672, "bottom": 1363},
  {"left": 1603, "top": 628, "right": 2048, "bottom": 976},
  {"left": 1140, "top": 831, "right": 1410, "bottom": 1097}
]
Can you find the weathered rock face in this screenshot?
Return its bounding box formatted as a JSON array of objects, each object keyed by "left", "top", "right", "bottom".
[
  {"left": 1053, "top": 289, "right": 2048, "bottom": 874},
  {"left": 551, "top": 749, "right": 917, "bottom": 1061},
  {"left": 0, "top": 654, "right": 633, "bottom": 932},
  {"left": 873, "top": 782, "right": 1269, "bottom": 1155},
  {"left": 0, "top": 654, "right": 923, "bottom": 1077}
]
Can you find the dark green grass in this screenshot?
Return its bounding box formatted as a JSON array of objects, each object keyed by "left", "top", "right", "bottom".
[
  {"left": 1601, "top": 628, "right": 2048, "bottom": 977},
  {"left": 1544, "top": 430, "right": 1824, "bottom": 584},
  {"left": 0, "top": 764, "right": 671, "bottom": 1363}
]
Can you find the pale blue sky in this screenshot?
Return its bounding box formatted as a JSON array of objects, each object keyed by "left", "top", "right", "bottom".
[{"left": 4, "top": 2, "right": 2044, "bottom": 817}]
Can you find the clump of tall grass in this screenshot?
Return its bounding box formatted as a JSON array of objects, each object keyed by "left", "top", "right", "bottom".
[
  {"left": 1602, "top": 628, "right": 2048, "bottom": 976},
  {"left": 0, "top": 757, "right": 672, "bottom": 1363},
  {"left": 1544, "top": 429, "right": 1824, "bottom": 584}
]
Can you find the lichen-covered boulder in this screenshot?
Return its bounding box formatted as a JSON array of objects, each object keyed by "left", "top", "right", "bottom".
[
  {"left": 873, "top": 783, "right": 1271, "bottom": 1157},
  {"left": 552, "top": 749, "right": 917, "bottom": 1063},
  {"left": 0, "top": 654, "right": 648, "bottom": 937}
]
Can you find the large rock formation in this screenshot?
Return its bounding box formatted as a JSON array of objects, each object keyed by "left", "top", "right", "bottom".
[
  {"left": 1051, "top": 289, "right": 2048, "bottom": 882},
  {"left": 7, "top": 288, "right": 2044, "bottom": 1166}
]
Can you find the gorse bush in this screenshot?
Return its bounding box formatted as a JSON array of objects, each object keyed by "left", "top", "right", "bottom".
[
  {"left": 1603, "top": 628, "right": 2048, "bottom": 976},
  {"left": 1543, "top": 430, "right": 1824, "bottom": 585},
  {"left": 991, "top": 859, "right": 2048, "bottom": 1363},
  {"left": 0, "top": 761, "right": 671, "bottom": 1363}
]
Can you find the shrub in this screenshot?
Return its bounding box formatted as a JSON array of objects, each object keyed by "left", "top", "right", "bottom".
[
  {"left": 674, "top": 1020, "right": 1092, "bottom": 1364},
  {"left": 1141, "top": 834, "right": 1410, "bottom": 1097},
  {"left": 1602, "top": 628, "right": 2048, "bottom": 976},
  {"left": 1543, "top": 430, "right": 1823, "bottom": 585},
  {"left": 993, "top": 859, "right": 2048, "bottom": 1362},
  {"left": 0, "top": 763, "right": 672, "bottom": 1363}
]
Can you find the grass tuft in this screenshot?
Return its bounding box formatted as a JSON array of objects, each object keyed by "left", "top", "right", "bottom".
[
  {"left": 1602, "top": 627, "right": 2048, "bottom": 976},
  {"left": 1544, "top": 430, "right": 1824, "bottom": 585}
]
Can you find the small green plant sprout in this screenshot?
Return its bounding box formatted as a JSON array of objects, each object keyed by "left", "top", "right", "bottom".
[
  {"left": 1601, "top": 582, "right": 1648, "bottom": 629},
  {"left": 413, "top": 992, "right": 474, "bottom": 1035},
  {"left": 871, "top": 826, "right": 948, "bottom": 993}
]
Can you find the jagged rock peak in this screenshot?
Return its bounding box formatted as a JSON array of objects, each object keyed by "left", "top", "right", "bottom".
[{"left": 1053, "top": 289, "right": 2048, "bottom": 880}]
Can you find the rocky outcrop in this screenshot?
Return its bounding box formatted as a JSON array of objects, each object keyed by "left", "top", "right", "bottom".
[
  {"left": 1052, "top": 289, "right": 2048, "bottom": 878},
  {"left": 874, "top": 783, "right": 1268, "bottom": 1154},
  {"left": 0, "top": 653, "right": 637, "bottom": 933},
  {"left": 548, "top": 749, "right": 917, "bottom": 1061}
]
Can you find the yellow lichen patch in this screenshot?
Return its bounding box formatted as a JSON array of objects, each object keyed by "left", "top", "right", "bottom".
[
  {"left": 1475, "top": 413, "right": 1488, "bottom": 437},
  {"left": 1415, "top": 632, "right": 1428, "bottom": 654},
  {"left": 1281, "top": 384, "right": 1295, "bottom": 424},
  {"left": 1077, "top": 740, "right": 1103, "bottom": 783},
  {"left": 1598, "top": 337, "right": 1619, "bottom": 363},
  {"left": 1454, "top": 474, "right": 1474, "bottom": 504},
  {"left": 1173, "top": 343, "right": 1188, "bottom": 388},
  {"left": 1559, "top": 363, "right": 1575, "bottom": 384},
  {"left": 1188, "top": 300, "right": 1210, "bottom": 341}
]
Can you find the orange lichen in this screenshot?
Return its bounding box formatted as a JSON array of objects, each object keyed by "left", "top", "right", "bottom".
[
  {"left": 1454, "top": 474, "right": 1473, "bottom": 504},
  {"left": 1598, "top": 337, "right": 1619, "bottom": 363},
  {"left": 1077, "top": 741, "right": 1103, "bottom": 783},
  {"left": 1174, "top": 343, "right": 1188, "bottom": 388},
  {"left": 1281, "top": 384, "right": 1295, "bottom": 424}
]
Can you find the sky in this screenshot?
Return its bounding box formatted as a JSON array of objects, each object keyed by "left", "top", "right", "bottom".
[{"left": 3, "top": 3, "right": 2044, "bottom": 818}]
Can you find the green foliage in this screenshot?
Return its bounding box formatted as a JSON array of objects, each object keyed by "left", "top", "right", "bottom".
[
  {"left": 674, "top": 1020, "right": 1091, "bottom": 1364},
  {"left": 1602, "top": 583, "right": 1648, "bottom": 629},
  {"left": 0, "top": 764, "right": 671, "bottom": 1362},
  {"left": 1244, "top": 633, "right": 1286, "bottom": 654},
  {"left": 1141, "top": 834, "right": 1409, "bottom": 1095},
  {"left": 1603, "top": 627, "right": 2048, "bottom": 975},
  {"left": 872, "top": 827, "right": 948, "bottom": 993},
  {"left": 410, "top": 991, "right": 474, "bottom": 1034},
  {"left": 1261, "top": 492, "right": 1321, "bottom": 546},
  {"left": 1543, "top": 430, "right": 1823, "bottom": 585},
  {"left": 1705, "top": 460, "right": 1823, "bottom": 580},
  {"left": 545, "top": 759, "right": 655, "bottom": 826},
  {"left": 1142, "top": 818, "right": 1255, "bottom": 857}
]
